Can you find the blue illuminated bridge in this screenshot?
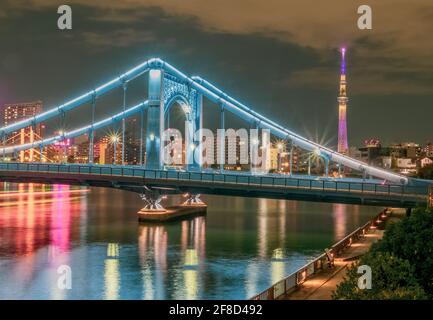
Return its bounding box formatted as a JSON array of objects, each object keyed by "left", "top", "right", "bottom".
[{"left": 0, "top": 58, "right": 431, "bottom": 209}]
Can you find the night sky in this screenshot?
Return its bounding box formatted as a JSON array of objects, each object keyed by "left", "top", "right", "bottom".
[{"left": 0, "top": 0, "right": 432, "bottom": 148}]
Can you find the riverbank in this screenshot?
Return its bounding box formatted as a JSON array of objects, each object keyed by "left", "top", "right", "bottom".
[
  {"left": 251, "top": 208, "right": 400, "bottom": 300},
  {"left": 282, "top": 208, "right": 405, "bottom": 300}
]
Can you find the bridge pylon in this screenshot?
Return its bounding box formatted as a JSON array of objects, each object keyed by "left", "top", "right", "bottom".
[
  {"left": 146, "top": 69, "right": 164, "bottom": 170},
  {"left": 145, "top": 66, "right": 203, "bottom": 170}
]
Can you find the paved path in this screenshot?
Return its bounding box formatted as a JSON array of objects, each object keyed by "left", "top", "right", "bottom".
[
  {"left": 281, "top": 208, "right": 407, "bottom": 300},
  {"left": 281, "top": 226, "right": 386, "bottom": 300}
]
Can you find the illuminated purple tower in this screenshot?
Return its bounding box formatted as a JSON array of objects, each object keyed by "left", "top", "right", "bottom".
[{"left": 337, "top": 48, "right": 349, "bottom": 154}]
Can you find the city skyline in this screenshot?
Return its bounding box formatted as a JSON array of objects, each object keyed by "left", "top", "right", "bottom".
[{"left": 0, "top": 1, "right": 433, "bottom": 305}]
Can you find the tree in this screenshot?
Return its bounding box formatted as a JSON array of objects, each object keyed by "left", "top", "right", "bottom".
[
  {"left": 333, "top": 252, "right": 427, "bottom": 300},
  {"left": 419, "top": 163, "right": 433, "bottom": 179},
  {"left": 370, "top": 207, "right": 433, "bottom": 295}
]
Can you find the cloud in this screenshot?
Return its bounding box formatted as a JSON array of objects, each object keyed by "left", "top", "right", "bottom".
[
  {"left": 11, "top": 1, "right": 433, "bottom": 61},
  {"left": 82, "top": 29, "right": 155, "bottom": 48},
  {"left": 6, "top": 0, "right": 433, "bottom": 96},
  {"left": 286, "top": 65, "right": 433, "bottom": 95},
  {"left": 16, "top": 2, "right": 431, "bottom": 42}
]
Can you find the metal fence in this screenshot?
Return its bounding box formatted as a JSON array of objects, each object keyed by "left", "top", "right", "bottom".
[
  {"left": 0, "top": 162, "right": 428, "bottom": 200},
  {"left": 250, "top": 209, "right": 388, "bottom": 300}
]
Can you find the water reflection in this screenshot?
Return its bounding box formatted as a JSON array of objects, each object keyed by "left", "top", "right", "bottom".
[
  {"left": 271, "top": 248, "right": 285, "bottom": 285},
  {"left": 257, "top": 199, "right": 268, "bottom": 258},
  {"left": 332, "top": 204, "right": 347, "bottom": 241},
  {"left": 0, "top": 182, "right": 87, "bottom": 258},
  {"left": 138, "top": 216, "right": 206, "bottom": 300},
  {"left": 104, "top": 243, "right": 120, "bottom": 300},
  {"left": 0, "top": 183, "right": 382, "bottom": 300},
  {"left": 0, "top": 183, "right": 87, "bottom": 299}
]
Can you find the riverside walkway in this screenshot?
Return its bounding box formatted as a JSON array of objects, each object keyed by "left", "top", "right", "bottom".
[{"left": 281, "top": 208, "right": 404, "bottom": 300}]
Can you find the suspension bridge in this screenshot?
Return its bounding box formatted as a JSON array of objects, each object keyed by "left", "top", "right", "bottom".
[{"left": 0, "top": 58, "right": 431, "bottom": 211}]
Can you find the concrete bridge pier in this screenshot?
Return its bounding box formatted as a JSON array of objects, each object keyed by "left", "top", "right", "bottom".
[
  {"left": 139, "top": 190, "right": 166, "bottom": 212},
  {"left": 138, "top": 190, "right": 207, "bottom": 223},
  {"left": 181, "top": 193, "right": 206, "bottom": 207}
]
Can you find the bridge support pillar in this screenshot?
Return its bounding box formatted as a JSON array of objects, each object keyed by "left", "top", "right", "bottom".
[
  {"left": 181, "top": 193, "right": 207, "bottom": 207},
  {"left": 137, "top": 191, "right": 206, "bottom": 223},
  {"left": 138, "top": 190, "right": 166, "bottom": 212},
  {"left": 1, "top": 134, "right": 5, "bottom": 161},
  {"left": 219, "top": 107, "right": 225, "bottom": 172},
  {"left": 88, "top": 94, "right": 96, "bottom": 164},
  {"left": 146, "top": 69, "right": 164, "bottom": 170},
  {"left": 121, "top": 83, "right": 128, "bottom": 165},
  {"left": 188, "top": 94, "right": 203, "bottom": 171},
  {"left": 325, "top": 157, "right": 329, "bottom": 177},
  {"left": 289, "top": 144, "right": 294, "bottom": 176}
]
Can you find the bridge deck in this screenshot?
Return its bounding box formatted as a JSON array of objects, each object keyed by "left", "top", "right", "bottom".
[{"left": 0, "top": 163, "right": 428, "bottom": 208}]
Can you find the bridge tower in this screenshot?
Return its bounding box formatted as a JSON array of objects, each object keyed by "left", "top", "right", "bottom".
[
  {"left": 146, "top": 68, "right": 164, "bottom": 169},
  {"left": 337, "top": 47, "right": 349, "bottom": 155},
  {"left": 145, "top": 61, "right": 203, "bottom": 170}
]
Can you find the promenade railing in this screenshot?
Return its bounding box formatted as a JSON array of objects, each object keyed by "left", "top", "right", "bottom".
[{"left": 250, "top": 209, "right": 388, "bottom": 300}]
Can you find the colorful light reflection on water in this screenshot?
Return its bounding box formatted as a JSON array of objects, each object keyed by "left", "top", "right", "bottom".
[{"left": 0, "top": 183, "right": 382, "bottom": 299}]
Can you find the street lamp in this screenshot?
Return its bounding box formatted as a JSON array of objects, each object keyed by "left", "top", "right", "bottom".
[
  {"left": 276, "top": 142, "right": 284, "bottom": 151},
  {"left": 110, "top": 133, "right": 120, "bottom": 164}
]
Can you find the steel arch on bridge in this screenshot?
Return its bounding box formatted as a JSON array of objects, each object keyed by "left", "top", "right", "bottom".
[{"left": 146, "top": 69, "right": 202, "bottom": 170}]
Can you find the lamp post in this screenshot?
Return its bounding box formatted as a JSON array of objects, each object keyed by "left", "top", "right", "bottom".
[
  {"left": 110, "top": 134, "right": 120, "bottom": 165},
  {"left": 277, "top": 142, "right": 283, "bottom": 172},
  {"left": 314, "top": 148, "right": 330, "bottom": 177}
]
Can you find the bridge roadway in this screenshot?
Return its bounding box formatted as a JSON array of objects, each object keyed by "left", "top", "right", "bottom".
[{"left": 0, "top": 162, "right": 429, "bottom": 208}]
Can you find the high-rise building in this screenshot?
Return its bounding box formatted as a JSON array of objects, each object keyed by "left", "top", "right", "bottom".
[
  {"left": 94, "top": 136, "right": 110, "bottom": 164},
  {"left": 214, "top": 133, "right": 249, "bottom": 170},
  {"left": 337, "top": 48, "right": 349, "bottom": 155},
  {"left": 125, "top": 118, "right": 141, "bottom": 165},
  {"left": 269, "top": 147, "right": 280, "bottom": 171},
  {"left": 1, "top": 101, "right": 43, "bottom": 162},
  {"left": 358, "top": 139, "right": 382, "bottom": 166},
  {"left": 424, "top": 142, "right": 433, "bottom": 158},
  {"left": 48, "top": 131, "right": 76, "bottom": 162},
  {"left": 75, "top": 141, "right": 89, "bottom": 163},
  {"left": 95, "top": 135, "right": 122, "bottom": 164}
]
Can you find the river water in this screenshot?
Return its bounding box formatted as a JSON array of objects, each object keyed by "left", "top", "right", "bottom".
[{"left": 0, "top": 183, "right": 381, "bottom": 300}]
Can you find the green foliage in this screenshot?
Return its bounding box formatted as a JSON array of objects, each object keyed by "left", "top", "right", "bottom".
[
  {"left": 419, "top": 164, "right": 433, "bottom": 179},
  {"left": 333, "top": 252, "right": 427, "bottom": 300},
  {"left": 371, "top": 207, "right": 433, "bottom": 295},
  {"left": 333, "top": 207, "right": 433, "bottom": 300}
]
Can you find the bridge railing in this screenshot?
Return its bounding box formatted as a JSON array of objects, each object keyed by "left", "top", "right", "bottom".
[
  {"left": 250, "top": 209, "right": 388, "bottom": 300},
  {"left": 0, "top": 162, "right": 428, "bottom": 199}
]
